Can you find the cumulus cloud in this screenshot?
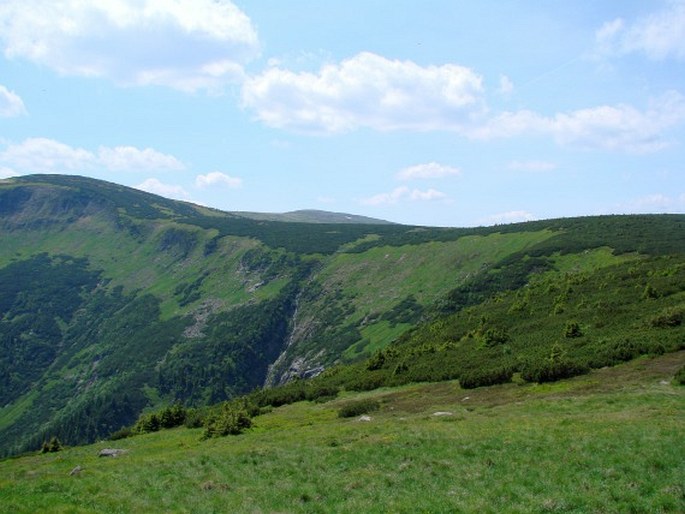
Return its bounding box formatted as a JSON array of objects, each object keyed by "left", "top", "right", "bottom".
[
  {"left": 242, "top": 51, "right": 485, "bottom": 133},
  {"left": 361, "top": 186, "right": 447, "bottom": 206},
  {"left": 241, "top": 49, "right": 684, "bottom": 153},
  {"left": 0, "top": 138, "right": 96, "bottom": 172},
  {"left": 195, "top": 171, "right": 242, "bottom": 188},
  {"left": 396, "top": 162, "right": 461, "bottom": 181},
  {"left": 135, "top": 178, "right": 190, "bottom": 200},
  {"left": 474, "top": 91, "right": 685, "bottom": 153},
  {"left": 97, "top": 146, "right": 184, "bottom": 171},
  {"left": 0, "top": 138, "right": 185, "bottom": 173},
  {"left": 0, "top": 85, "right": 26, "bottom": 117},
  {"left": 0, "top": 0, "right": 259, "bottom": 92},
  {"left": 595, "top": 1, "right": 685, "bottom": 61}
]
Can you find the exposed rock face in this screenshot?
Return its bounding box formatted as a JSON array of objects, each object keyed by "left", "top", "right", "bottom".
[{"left": 98, "top": 448, "right": 127, "bottom": 458}]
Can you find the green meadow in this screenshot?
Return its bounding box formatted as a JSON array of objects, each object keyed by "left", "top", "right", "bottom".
[{"left": 2, "top": 352, "right": 683, "bottom": 513}]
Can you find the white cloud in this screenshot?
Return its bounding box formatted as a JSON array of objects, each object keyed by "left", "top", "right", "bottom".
[
  {"left": 396, "top": 162, "right": 461, "bottom": 181},
  {"left": 624, "top": 193, "right": 685, "bottom": 212},
  {"left": 361, "top": 186, "right": 447, "bottom": 206},
  {"left": 0, "top": 166, "right": 19, "bottom": 179},
  {"left": 507, "top": 160, "right": 557, "bottom": 172},
  {"left": 409, "top": 188, "right": 447, "bottom": 201},
  {"left": 242, "top": 49, "right": 685, "bottom": 153},
  {"left": 474, "top": 91, "right": 685, "bottom": 153},
  {"left": 0, "top": 138, "right": 185, "bottom": 173},
  {"left": 0, "top": 138, "right": 96, "bottom": 172},
  {"left": 594, "top": 2, "right": 685, "bottom": 61},
  {"left": 0, "top": 85, "right": 26, "bottom": 117},
  {"left": 135, "top": 178, "right": 190, "bottom": 200},
  {"left": 98, "top": 146, "right": 184, "bottom": 171},
  {"left": 479, "top": 210, "right": 536, "bottom": 226},
  {"left": 0, "top": 0, "right": 259, "bottom": 92},
  {"left": 242, "top": 51, "right": 485, "bottom": 133},
  {"left": 498, "top": 75, "right": 514, "bottom": 96},
  {"left": 195, "top": 171, "right": 242, "bottom": 188}
]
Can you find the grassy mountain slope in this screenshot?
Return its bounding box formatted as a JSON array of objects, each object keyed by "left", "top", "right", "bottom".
[
  {"left": 1, "top": 174, "right": 684, "bottom": 459},
  {"left": 1, "top": 352, "right": 683, "bottom": 512}
]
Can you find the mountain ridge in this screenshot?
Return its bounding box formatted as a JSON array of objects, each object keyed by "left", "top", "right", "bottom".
[{"left": 0, "top": 173, "right": 683, "bottom": 457}]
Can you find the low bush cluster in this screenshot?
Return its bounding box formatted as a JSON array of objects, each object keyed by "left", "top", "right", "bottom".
[
  {"left": 460, "top": 366, "right": 514, "bottom": 389},
  {"left": 337, "top": 399, "right": 380, "bottom": 418},
  {"left": 40, "top": 436, "right": 63, "bottom": 454},
  {"left": 133, "top": 404, "right": 188, "bottom": 434}
]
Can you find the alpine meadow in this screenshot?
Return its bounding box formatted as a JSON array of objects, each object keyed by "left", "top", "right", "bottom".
[{"left": 0, "top": 175, "right": 683, "bottom": 512}]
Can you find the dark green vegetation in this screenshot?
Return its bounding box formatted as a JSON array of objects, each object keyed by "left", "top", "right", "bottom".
[
  {"left": 0, "top": 353, "right": 683, "bottom": 512},
  {"left": 1, "top": 173, "right": 684, "bottom": 463}
]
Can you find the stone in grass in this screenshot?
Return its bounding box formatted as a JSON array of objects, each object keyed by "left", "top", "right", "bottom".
[
  {"left": 357, "top": 415, "right": 372, "bottom": 422},
  {"left": 432, "top": 411, "right": 454, "bottom": 417},
  {"left": 69, "top": 465, "right": 82, "bottom": 476},
  {"left": 98, "top": 448, "right": 127, "bottom": 458}
]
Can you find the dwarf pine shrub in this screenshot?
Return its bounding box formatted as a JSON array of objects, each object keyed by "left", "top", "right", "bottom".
[{"left": 337, "top": 399, "right": 380, "bottom": 418}]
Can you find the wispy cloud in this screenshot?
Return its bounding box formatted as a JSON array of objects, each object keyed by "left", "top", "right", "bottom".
[
  {"left": 473, "top": 91, "right": 685, "bottom": 153},
  {"left": 478, "top": 210, "right": 536, "bottom": 226},
  {"left": 0, "top": 85, "right": 26, "bottom": 117},
  {"left": 0, "top": 0, "right": 259, "bottom": 92},
  {"left": 594, "top": 1, "right": 685, "bottom": 61},
  {"left": 507, "top": 160, "right": 557, "bottom": 172},
  {"left": 396, "top": 162, "right": 461, "bottom": 181},
  {"left": 0, "top": 166, "right": 18, "bottom": 179},
  {"left": 498, "top": 75, "right": 514, "bottom": 96},
  {"left": 617, "top": 192, "right": 685, "bottom": 213},
  {"left": 361, "top": 186, "right": 447, "bottom": 206}
]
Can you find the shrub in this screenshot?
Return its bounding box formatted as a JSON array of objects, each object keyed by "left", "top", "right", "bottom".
[
  {"left": 183, "top": 408, "right": 206, "bottom": 429},
  {"left": 521, "top": 346, "right": 589, "bottom": 384},
  {"left": 159, "top": 404, "right": 187, "bottom": 429},
  {"left": 337, "top": 399, "right": 380, "bottom": 418},
  {"left": 133, "top": 412, "right": 160, "bottom": 434},
  {"left": 366, "top": 351, "right": 386, "bottom": 371},
  {"left": 643, "top": 284, "right": 659, "bottom": 299},
  {"left": 564, "top": 321, "right": 583, "bottom": 338},
  {"left": 649, "top": 307, "right": 684, "bottom": 328},
  {"left": 109, "top": 427, "right": 133, "bottom": 441},
  {"left": 304, "top": 383, "right": 340, "bottom": 402},
  {"left": 41, "top": 436, "right": 63, "bottom": 454},
  {"left": 674, "top": 365, "right": 685, "bottom": 386},
  {"left": 482, "top": 327, "right": 510, "bottom": 347},
  {"left": 460, "top": 366, "right": 514, "bottom": 389},
  {"left": 203, "top": 403, "right": 252, "bottom": 438}
]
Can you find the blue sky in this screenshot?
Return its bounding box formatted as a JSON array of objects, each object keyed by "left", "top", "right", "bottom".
[{"left": 0, "top": 0, "right": 684, "bottom": 226}]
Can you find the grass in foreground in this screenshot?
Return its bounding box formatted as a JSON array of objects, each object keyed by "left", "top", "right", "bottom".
[{"left": 1, "top": 352, "right": 684, "bottom": 513}]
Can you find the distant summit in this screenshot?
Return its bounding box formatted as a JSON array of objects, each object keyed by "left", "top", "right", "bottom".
[{"left": 231, "top": 209, "right": 395, "bottom": 225}]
